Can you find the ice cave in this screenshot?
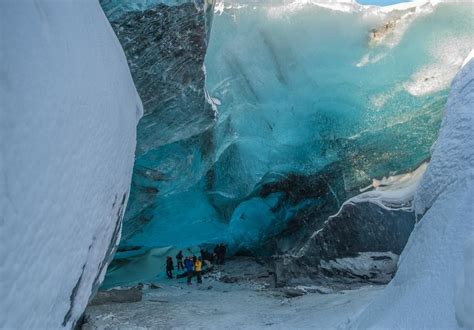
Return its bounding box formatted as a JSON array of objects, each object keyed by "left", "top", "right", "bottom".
[{"left": 1, "top": 0, "right": 473, "bottom": 329}]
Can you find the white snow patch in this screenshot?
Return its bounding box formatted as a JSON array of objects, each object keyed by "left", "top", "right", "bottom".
[
  {"left": 404, "top": 37, "right": 474, "bottom": 96},
  {"left": 84, "top": 279, "right": 385, "bottom": 329},
  {"left": 320, "top": 252, "right": 399, "bottom": 280},
  {"left": 455, "top": 237, "right": 474, "bottom": 329},
  {"left": 0, "top": 1, "right": 142, "bottom": 328},
  {"left": 333, "top": 162, "right": 427, "bottom": 219},
  {"left": 415, "top": 50, "right": 474, "bottom": 213}
]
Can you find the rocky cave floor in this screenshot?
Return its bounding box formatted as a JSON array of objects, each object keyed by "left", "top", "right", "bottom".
[{"left": 82, "top": 257, "right": 386, "bottom": 329}]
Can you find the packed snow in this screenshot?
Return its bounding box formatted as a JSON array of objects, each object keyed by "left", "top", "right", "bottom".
[
  {"left": 333, "top": 162, "right": 427, "bottom": 215},
  {"left": 0, "top": 1, "right": 142, "bottom": 328},
  {"left": 83, "top": 259, "right": 386, "bottom": 329},
  {"left": 455, "top": 237, "right": 474, "bottom": 329}
]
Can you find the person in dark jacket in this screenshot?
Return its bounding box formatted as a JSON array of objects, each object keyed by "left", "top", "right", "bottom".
[
  {"left": 166, "top": 256, "right": 174, "bottom": 279},
  {"left": 218, "top": 243, "right": 227, "bottom": 264},
  {"left": 184, "top": 256, "right": 194, "bottom": 285},
  {"left": 176, "top": 250, "right": 184, "bottom": 271},
  {"left": 213, "top": 244, "right": 220, "bottom": 264},
  {"left": 201, "top": 249, "right": 212, "bottom": 263}
]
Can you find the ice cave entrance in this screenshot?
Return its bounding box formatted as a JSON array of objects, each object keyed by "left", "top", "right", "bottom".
[{"left": 99, "top": 0, "right": 474, "bottom": 289}]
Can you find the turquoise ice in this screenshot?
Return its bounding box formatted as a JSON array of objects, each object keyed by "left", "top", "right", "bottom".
[{"left": 100, "top": 0, "right": 474, "bottom": 286}]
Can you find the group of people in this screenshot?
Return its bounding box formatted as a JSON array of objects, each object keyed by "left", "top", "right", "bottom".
[{"left": 165, "top": 243, "right": 227, "bottom": 285}]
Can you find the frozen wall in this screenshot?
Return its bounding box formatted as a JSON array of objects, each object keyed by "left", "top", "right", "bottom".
[
  {"left": 351, "top": 53, "right": 474, "bottom": 329},
  {"left": 98, "top": 0, "right": 473, "bottom": 287},
  {"left": 100, "top": 0, "right": 217, "bottom": 244},
  {"left": 0, "top": 1, "right": 142, "bottom": 328}
]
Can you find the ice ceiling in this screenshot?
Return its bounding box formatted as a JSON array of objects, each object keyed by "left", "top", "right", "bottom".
[{"left": 99, "top": 0, "right": 473, "bottom": 285}]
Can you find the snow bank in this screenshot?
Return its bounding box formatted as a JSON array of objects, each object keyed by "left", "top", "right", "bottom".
[
  {"left": 415, "top": 50, "right": 474, "bottom": 216},
  {"left": 455, "top": 237, "right": 474, "bottom": 329},
  {"left": 0, "top": 1, "right": 142, "bottom": 328},
  {"left": 351, "top": 53, "right": 474, "bottom": 329},
  {"left": 332, "top": 162, "right": 427, "bottom": 215}
]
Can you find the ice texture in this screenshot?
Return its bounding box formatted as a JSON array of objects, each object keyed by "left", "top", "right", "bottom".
[
  {"left": 351, "top": 53, "right": 474, "bottom": 329},
  {"left": 101, "top": 0, "right": 473, "bottom": 287},
  {"left": 100, "top": 0, "right": 198, "bottom": 20},
  {"left": 0, "top": 1, "right": 142, "bottom": 328},
  {"left": 93, "top": 1, "right": 474, "bottom": 284},
  {"left": 104, "top": 1, "right": 216, "bottom": 153},
  {"left": 99, "top": 0, "right": 217, "bottom": 244},
  {"left": 271, "top": 163, "right": 422, "bottom": 286},
  {"left": 204, "top": 0, "right": 471, "bottom": 254}
]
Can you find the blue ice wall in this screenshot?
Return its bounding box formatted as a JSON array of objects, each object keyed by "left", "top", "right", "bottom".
[
  {"left": 202, "top": 2, "right": 472, "bottom": 250},
  {"left": 100, "top": 1, "right": 473, "bottom": 286}
]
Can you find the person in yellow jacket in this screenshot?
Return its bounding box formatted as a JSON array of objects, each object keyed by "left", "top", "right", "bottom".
[{"left": 194, "top": 257, "right": 203, "bottom": 284}]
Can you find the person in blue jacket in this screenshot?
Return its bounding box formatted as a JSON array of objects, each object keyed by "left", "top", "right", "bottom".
[{"left": 184, "top": 256, "right": 194, "bottom": 285}]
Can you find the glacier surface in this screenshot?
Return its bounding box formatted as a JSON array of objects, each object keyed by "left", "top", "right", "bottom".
[{"left": 0, "top": 1, "right": 142, "bottom": 328}]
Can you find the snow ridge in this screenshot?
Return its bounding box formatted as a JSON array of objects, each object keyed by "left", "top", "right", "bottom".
[
  {"left": 0, "top": 1, "right": 142, "bottom": 328},
  {"left": 415, "top": 50, "right": 474, "bottom": 216}
]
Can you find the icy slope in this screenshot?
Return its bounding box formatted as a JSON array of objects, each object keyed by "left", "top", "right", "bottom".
[
  {"left": 0, "top": 1, "right": 142, "bottom": 328},
  {"left": 351, "top": 53, "right": 474, "bottom": 329}
]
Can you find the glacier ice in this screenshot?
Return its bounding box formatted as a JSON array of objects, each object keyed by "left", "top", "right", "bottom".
[
  {"left": 100, "top": 0, "right": 216, "bottom": 154},
  {"left": 270, "top": 162, "right": 424, "bottom": 286},
  {"left": 0, "top": 1, "right": 142, "bottom": 328},
  {"left": 99, "top": 0, "right": 218, "bottom": 247},
  {"left": 351, "top": 52, "right": 474, "bottom": 329},
  {"left": 2, "top": 0, "right": 472, "bottom": 326},
  {"left": 99, "top": 0, "right": 473, "bottom": 287}
]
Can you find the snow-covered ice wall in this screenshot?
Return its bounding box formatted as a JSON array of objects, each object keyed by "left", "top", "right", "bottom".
[
  {"left": 351, "top": 52, "right": 474, "bottom": 329},
  {"left": 0, "top": 1, "right": 142, "bottom": 328}
]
